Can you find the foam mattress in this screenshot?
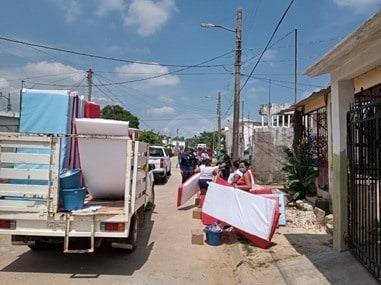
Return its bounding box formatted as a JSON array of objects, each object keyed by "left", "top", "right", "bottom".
[{"left": 75, "top": 118, "right": 130, "bottom": 199}]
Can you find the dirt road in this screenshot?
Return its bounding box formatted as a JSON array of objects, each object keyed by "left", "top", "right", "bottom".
[{"left": 0, "top": 162, "right": 235, "bottom": 285}]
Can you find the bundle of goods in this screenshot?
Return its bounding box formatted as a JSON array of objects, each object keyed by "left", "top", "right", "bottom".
[{"left": 75, "top": 118, "right": 130, "bottom": 199}]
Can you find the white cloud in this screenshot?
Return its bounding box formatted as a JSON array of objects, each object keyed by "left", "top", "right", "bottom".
[
  {"left": 332, "top": 0, "right": 381, "bottom": 9},
  {"left": 23, "top": 61, "right": 85, "bottom": 82},
  {"left": 123, "top": 0, "right": 176, "bottom": 37},
  {"left": 148, "top": 106, "right": 176, "bottom": 116},
  {"left": 0, "top": 77, "right": 9, "bottom": 89},
  {"left": 95, "top": 0, "right": 125, "bottom": 16},
  {"left": 55, "top": 0, "right": 81, "bottom": 23},
  {"left": 158, "top": 94, "right": 174, "bottom": 103},
  {"left": 114, "top": 63, "right": 180, "bottom": 88}
]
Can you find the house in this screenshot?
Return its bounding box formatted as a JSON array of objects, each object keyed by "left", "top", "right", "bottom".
[
  {"left": 293, "top": 87, "right": 331, "bottom": 200},
  {"left": 305, "top": 11, "right": 381, "bottom": 281}
]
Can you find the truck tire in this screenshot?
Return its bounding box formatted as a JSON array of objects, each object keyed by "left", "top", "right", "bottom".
[
  {"left": 28, "top": 240, "right": 47, "bottom": 250},
  {"left": 126, "top": 214, "right": 139, "bottom": 253}
]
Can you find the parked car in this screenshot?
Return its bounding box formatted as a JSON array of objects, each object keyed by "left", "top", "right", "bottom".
[{"left": 148, "top": 146, "right": 171, "bottom": 183}]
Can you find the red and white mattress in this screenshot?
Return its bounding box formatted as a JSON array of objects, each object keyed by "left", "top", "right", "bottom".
[
  {"left": 177, "top": 173, "right": 200, "bottom": 207},
  {"left": 202, "top": 182, "right": 279, "bottom": 247}
]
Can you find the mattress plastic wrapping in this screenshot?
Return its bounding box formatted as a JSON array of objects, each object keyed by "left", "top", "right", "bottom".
[
  {"left": 202, "top": 182, "right": 277, "bottom": 241},
  {"left": 75, "top": 118, "right": 130, "bottom": 199}
]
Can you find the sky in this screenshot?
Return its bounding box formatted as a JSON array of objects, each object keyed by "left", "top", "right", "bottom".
[{"left": 0, "top": 0, "right": 381, "bottom": 137}]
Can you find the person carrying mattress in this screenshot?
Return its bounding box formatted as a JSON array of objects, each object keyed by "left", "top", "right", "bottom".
[
  {"left": 194, "top": 158, "right": 225, "bottom": 195},
  {"left": 232, "top": 160, "right": 255, "bottom": 192},
  {"left": 180, "top": 147, "right": 196, "bottom": 183},
  {"left": 228, "top": 159, "right": 243, "bottom": 184}
]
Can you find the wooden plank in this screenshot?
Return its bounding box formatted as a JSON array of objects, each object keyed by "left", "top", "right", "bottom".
[
  {"left": 0, "top": 168, "right": 50, "bottom": 180},
  {"left": 124, "top": 140, "right": 132, "bottom": 215},
  {"left": 0, "top": 133, "right": 56, "bottom": 142},
  {"left": 0, "top": 141, "right": 52, "bottom": 149},
  {"left": 0, "top": 184, "right": 49, "bottom": 196},
  {"left": 1, "top": 153, "right": 51, "bottom": 164}
]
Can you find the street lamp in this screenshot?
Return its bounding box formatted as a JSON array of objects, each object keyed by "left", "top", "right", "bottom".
[{"left": 201, "top": 8, "right": 242, "bottom": 161}]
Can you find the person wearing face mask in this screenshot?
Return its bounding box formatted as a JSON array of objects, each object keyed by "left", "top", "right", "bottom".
[{"left": 233, "top": 160, "right": 255, "bottom": 191}]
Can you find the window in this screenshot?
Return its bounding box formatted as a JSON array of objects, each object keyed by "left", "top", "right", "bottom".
[{"left": 149, "top": 147, "right": 164, "bottom": 157}]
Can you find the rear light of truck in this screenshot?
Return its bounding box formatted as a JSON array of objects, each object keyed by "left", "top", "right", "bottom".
[
  {"left": 160, "top": 158, "right": 164, "bottom": 168},
  {"left": 100, "top": 222, "right": 125, "bottom": 232},
  {"left": 0, "top": 219, "right": 16, "bottom": 230}
]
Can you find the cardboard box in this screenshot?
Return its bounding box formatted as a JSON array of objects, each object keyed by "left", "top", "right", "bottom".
[
  {"left": 192, "top": 208, "right": 202, "bottom": 219},
  {"left": 191, "top": 229, "right": 204, "bottom": 245}
]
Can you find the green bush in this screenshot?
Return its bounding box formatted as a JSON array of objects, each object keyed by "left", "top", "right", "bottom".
[{"left": 283, "top": 139, "right": 317, "bottom": 200}]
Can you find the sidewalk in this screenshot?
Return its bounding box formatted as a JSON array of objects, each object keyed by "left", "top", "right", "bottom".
[{"left": 229, "top": 226, "right": 378, "bottom": 285}]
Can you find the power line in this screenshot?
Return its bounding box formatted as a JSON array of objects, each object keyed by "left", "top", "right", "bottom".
[
  {"left": 0, "top": 35, "right": 230, "bottom": 68},
  {"left": 89, "top": 50, "right": 234, "bottom": 87},
  {"left": 241, "top": 0, "right": 296, "bottom": 92}
]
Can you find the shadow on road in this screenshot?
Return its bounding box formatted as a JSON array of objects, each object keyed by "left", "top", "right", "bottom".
[{"left": 0, "top": 210, "right": 156, "bottom": 277}]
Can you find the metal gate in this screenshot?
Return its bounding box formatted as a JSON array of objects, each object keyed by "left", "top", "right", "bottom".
[{"left": 347, "top": 99, "right": 381, "bottom": 281}]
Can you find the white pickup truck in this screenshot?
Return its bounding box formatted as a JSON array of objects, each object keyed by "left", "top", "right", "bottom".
[
  {"left": 148, "top": 146, "right": 171, "bottom": 183},
  {"left": 0, "top": 133, "right": 154, "bottom": 253}
]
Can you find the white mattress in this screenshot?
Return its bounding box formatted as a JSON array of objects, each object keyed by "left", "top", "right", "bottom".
[
  {"left": 202, "top": 182, "right": 277, "bottom": 241},
  {"left": 75, "top": 118, "right": 129, "bottom": 199}
]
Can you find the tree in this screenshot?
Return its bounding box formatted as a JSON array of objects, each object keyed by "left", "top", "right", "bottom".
[
  {"left": 139, "top": 130, "right": 162, "bottom": 145},
  {"left": 187, "top": 131, "right": 224, "bottom": 150},
  {"left": 101, "top": 105, "right": 139, "bottom": 129}
]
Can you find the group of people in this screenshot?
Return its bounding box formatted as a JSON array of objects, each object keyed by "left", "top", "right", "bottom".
[{"left": 179, "top": 147, "right": 256, "bottom": 194}]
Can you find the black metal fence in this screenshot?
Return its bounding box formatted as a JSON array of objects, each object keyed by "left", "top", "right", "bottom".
[{"left": 347, "top": 99, "right": 381, "bottom": 281}]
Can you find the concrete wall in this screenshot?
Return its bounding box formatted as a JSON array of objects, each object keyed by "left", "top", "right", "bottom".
[{"left": 252, "top": 127, "right": 293, "bottom": 184}]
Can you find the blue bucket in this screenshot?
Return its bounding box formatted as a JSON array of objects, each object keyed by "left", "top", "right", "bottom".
[
  {"left": 204, "top": 228, "right": 223, "bottom": 246},
  {"left": 60, "top": 169, "right": 81, "bottom": 190},
  {"left": 61, "top": 187, "right": 86, "bottom": 211}
]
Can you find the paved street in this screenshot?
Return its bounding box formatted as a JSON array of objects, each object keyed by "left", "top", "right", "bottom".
[{"left": 0, "top": 162, "right": 235, "bottom": 285}]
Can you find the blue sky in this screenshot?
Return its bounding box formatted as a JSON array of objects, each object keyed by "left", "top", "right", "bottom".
[{"left": 0, "top": 0, "right": 380, "bottom": 137}]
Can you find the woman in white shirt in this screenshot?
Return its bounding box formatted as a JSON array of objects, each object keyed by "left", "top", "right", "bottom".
[{"left": 194, "top": 159, "right": 224, "bottom": 195}]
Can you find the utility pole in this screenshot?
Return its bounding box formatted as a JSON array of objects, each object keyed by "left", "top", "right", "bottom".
[
  {"left": 241, "top": 100, "right": 244, "bottom": 157},
  {"left": 86, "top": 69, "right": 93, "bottom": 101},
  {"left": 294, "top": 29, "right": 298, "bottom": 104},
  {"left": 268, "top": 79, "right": 272, "bottom": 127},
  {"left": 176, "top": 128, "right": 179, "bottom": 153},
  {"left": 6, "top": 93, "right": 11, "bottom": 112},
  {"left": 217, "top": 92, "right": 221, "bottom": 149},
  {"left": 232, "top": 8, "right": 243, "bottom": 161}
]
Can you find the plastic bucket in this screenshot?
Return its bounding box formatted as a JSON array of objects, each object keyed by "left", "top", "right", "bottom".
[
  {"left": 60, "top": 169, "right": 81, "bottom": 189},
  {"left": 204, "top": 228, "right": 223, "bottom": 246},
  {"left": 61, "top": 187, "right": 86, "bottom": 211}
]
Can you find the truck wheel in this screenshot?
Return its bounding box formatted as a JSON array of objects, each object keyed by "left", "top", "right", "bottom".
[
  {"left": 162, "top": 173, "right": 168, "bottom": 183},
  {"left": 126, "top": 214, "right": 139, "bottom": 253},
  {"left": 28, "top": 240, "right": 47, "bottom": 250}
]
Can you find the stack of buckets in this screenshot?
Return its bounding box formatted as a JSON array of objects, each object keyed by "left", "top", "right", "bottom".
[{"left": 59, "top": 169, "right": 86, "bottom": 211}]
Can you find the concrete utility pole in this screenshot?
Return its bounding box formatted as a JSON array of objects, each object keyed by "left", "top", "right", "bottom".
[
  {"left": 217, "top": 92, "right": 221, "bottom": 148},
  {"left": 241, "top": 100, "right": 244, "bottom": 156},
  {"left": 86, "top": 69, "right": 93, "bottom": 101},
  {"left": 268, "top": 79, "right": 272, "bottom": 127},
  {"left": 232, "top": 8, "right": 243, "bottom": 161},
  {"left": 176, "top": 128, "right": 179, "bottom": 153},
  {"left": 294, "top": 28, "right": 298, "bottom": 104},
  {"left": 6, "top": 93, "right": 11, "bottom": 112}
]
